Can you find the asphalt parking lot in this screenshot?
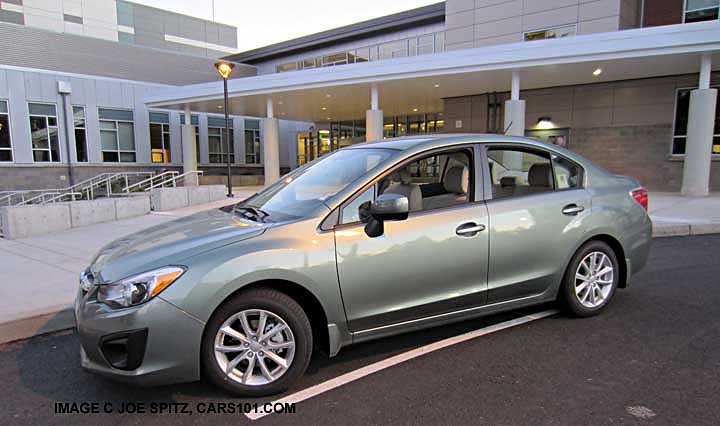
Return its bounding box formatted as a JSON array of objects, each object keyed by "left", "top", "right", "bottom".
[{"left": 1, "top": 235, "right": 719, "bottom": 426}]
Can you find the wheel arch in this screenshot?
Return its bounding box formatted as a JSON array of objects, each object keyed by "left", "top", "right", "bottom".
[
  {"left": 204, "top": 279, "right": 331, "bottom": 355},
  {"left": 577, "top": 233, "right": 628, "bottom": 288}
]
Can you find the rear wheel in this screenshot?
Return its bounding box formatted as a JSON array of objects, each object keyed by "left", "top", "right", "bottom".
[
  {"left": 560, "top": 241, "right": 620, "bottom": 317},
  {"left": 202, "top": 288, "right": 313, "bottom": 396}
]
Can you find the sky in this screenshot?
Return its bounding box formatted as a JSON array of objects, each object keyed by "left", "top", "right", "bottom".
[{"left": 131, "top": 0, "right": 441, "bottom": 52}]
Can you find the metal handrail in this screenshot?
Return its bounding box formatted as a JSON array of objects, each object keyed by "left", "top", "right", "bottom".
[
  {"left": 41, "top": 192, "right": 84, "bottom": 204},
  {"left": 122, "top": 171, "right": 179, "bottom": 192},
  {"left": 146, "top": 171, "right": 203, "bottom": 190},
  {"left": 1, "top": 171, "right": 157, "bottom": 206}
]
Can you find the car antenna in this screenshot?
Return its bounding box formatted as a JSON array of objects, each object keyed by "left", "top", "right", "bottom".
[{"left": 504, "top": 121, "right": 513, "bottom": 134}]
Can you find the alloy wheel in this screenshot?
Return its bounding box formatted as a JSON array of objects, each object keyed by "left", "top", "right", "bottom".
[
  {"left": 574, "top": 251, "right": 614, "bottom": 308},
  {"left": 213, "top": 309, "right": 295, "bottom": 386}
]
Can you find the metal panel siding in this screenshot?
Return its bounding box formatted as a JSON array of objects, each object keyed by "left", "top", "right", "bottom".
[
  {"left": 0, "top": 23, "right": 254, "bottom": 85},
  {"left": 169, "top": 110, "right": 182, "bottom": 165},
  {"left": 133, "top": 85, "right": 151, "bottom": 163},
  {"left": 7, "top": 70, "right": 32, "bottom": 163}
]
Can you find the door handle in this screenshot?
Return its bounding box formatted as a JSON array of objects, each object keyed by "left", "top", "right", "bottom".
[
  {"left": 456, "top": 223, "right": 486, "bottom": 236},
  {"left": 562, "top": 204, "right": 585, "bottom": 215}
]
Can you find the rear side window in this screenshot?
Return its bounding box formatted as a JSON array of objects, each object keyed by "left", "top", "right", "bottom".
[
  {"left": 487, "top": 148, "right": 554, "bottom": 199},
  {"left": 552, "top": 154, "right": 583, "bottom": 190}
]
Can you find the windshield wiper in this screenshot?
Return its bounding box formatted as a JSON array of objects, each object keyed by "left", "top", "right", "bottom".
[{"left": 232, "top": 205, "right": 269, "bottom": 222}]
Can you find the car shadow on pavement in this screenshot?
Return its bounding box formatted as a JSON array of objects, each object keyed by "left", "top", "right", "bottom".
[{"left": 11, "top": 303, "right": 561, "bottom": 405}]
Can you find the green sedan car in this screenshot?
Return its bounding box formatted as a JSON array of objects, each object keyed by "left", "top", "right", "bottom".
[{"left": 75, "top": 134, "right": 651, "bottom": 396}]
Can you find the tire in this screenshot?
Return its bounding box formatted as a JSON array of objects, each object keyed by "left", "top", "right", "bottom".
[
  {"left": 202, "top": 288, "right": 313, "bottom": 397},
  {"left": 559, "top": 240, "right": 620, "bottom": 317}
]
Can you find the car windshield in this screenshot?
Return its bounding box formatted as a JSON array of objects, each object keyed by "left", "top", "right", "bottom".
[{"left": 234, "top": 148, "right": 395, "bottom": 221}]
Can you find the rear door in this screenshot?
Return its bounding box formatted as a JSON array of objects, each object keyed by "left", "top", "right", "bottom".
[{"left": 483, "top": 144, "right": 590, "bottom": 303}]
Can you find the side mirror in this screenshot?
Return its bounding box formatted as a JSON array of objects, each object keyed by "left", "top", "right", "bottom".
[
  {"left": 371, "top": 193, "right": 409, "bottom": 221},
  {"left": 362, "top": 193, "right": 409, "bottom": 238}
]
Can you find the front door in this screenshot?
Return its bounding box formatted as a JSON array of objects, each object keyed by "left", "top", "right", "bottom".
[{"left": 334, "top": 147, "right": 490, "bottom": 332}]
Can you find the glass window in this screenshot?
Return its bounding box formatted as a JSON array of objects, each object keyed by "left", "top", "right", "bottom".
[
  {"left": 0, "top": 100, "right": 12, "bottom": 162},
  {"left": 340, "top": 185, "right": 375, "bottom": 224},
  {"left": 672, "top": 88, "right": 720, "bottom": 155},
  {"left": 244, "top": 123, "right": 261, "bottom": 164},
  {"left": 236, "top": 148, "right": 394, "bottom": 221},
  {"left": 276, "top": 62, "right": 298, "bottom": 73},
  {"left": 552, "top": 154, "right": 583, "bottom": 190},
  {"left": 28, "top": 103, "right": 59, "bottom": 162},
  {"left": 99, "top": 108, "right": 135, "bottom": 162},
  {"left": 685, "top": 0, "right": 720, "bottom": 23},
  {"left": 524, "top": 25, "right": 576, "bottom": 41},
  {"left": 208, "top": 126, "right": 234, "bottom": 164},
  {"left": 487, "top": 148, "right": 554, "bottom": 199},
  {"left": 377, "top": 150, "right": 471, "bottom": 212},
  {"left": 149, "top": 112, "right": 171, "bottom": 163},
  {"left": 73, "top": 106, "right": 87, "bottom": 162}
]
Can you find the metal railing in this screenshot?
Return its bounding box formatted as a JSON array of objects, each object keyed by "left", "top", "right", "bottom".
[
  {"left": 123, "top": 171, "right": 204, "bottom": 192},
  {"left": 0, "top": 172, "right": 156, "bottom": 206}
]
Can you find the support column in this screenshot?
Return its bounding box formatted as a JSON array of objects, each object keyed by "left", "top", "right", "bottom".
[
  {"left": 681, "top": 54, "right": 717, "bottom": 196},
  {"left": 181, "top": 105, "right": 198, "bottom": 185},
  {"left": 366, "top": 83, "right": 383, "bottom": 142},
  {"left": 503, "top": 70, "right": 526, "bottom": 169},
  {"left": 264, "top": 97, "right": 281, "bottom": 186}
]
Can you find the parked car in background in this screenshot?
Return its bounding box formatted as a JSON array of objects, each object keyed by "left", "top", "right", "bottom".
[{"left": 75, "top": 134, "right": 652, "bottom": 396}]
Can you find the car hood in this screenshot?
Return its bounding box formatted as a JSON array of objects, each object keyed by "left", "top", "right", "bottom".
[{"left": 91, "top": 208, "right": 267, "bottom": 283}]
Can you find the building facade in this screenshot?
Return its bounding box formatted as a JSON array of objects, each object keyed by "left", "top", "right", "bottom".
[
  {"left": 0, "top": 1, "right": 311, "bottom": 190},
  {"left": 208, "top": 0, "right": 718, "bottom": 193},
  {"left": 2, "top": 0, "right": 719, "bottom": 193},
  {"left": 0, "top": 0, "right": 237, "bottom": 57}
]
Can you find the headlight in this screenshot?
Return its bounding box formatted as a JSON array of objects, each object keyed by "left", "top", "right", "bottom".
[{"left": 96, "top": 266, "right": 186, "bottom": 308}]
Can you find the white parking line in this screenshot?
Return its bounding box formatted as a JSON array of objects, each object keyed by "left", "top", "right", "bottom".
[{"left": 246, "top": 309, "right": 559, "bottom": 420}]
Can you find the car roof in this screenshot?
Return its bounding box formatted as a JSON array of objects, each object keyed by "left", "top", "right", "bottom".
[{"left": 344, "top": 133, "right": 561, "bottom": 153}]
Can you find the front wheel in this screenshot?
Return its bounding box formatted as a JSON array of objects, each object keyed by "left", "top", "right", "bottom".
[
  {"left": 202, "top": 288, "right": 313, "bottom": 396},
  {"left": 560, "top": 241, "right": 620, "bottom": 317}
]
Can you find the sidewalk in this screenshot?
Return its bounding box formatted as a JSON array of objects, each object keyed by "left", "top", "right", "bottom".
[
  {"left": 0, "top": 188, "right": 258, "bottom": 343},
  {"left": 0, "top": 190, "right": 718, "bottom": 343},
  {"left": 649, "top": 192, "right": 720, "bottom": 237}
]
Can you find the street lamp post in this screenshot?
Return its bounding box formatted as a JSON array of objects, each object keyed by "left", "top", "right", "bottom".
[{"left": 215, "top": 61, "right": 235, "bottom": 197}]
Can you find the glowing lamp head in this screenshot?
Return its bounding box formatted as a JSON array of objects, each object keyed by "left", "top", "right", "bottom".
[
  {"left": 215, "top": 62, "right": 235, "bottom": 79},
  {"left": 536, "top": 116, "right": 554, "bottom": 129}
]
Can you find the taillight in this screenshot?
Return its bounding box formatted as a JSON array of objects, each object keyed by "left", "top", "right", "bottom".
[{"left": 630, "top": 187, "right": 648, "bottom": 211}]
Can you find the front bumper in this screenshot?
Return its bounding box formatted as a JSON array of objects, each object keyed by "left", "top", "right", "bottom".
[{"left": 75, "top": 287, "right": 205, "bottom": 386}]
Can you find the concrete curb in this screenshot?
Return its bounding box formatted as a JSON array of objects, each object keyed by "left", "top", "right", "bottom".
[
  {"left": 0, "top": 307, "right": 75, "bottom": 345},
  {"left": 652, "top": 222, "right": 720, "bottom": 237}
]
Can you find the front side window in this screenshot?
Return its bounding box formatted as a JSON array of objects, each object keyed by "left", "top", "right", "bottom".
[
  {"left": 244, "top": 119, "right": 261, "bottom": 164},
  {"left": 524, "top": 24, "right": 576, "bottom": 41},
  {"left": 149, "top": 112, "right": 171, "bottom": 163},
  {"left": 487, "top": 148, "right": 554, "bottom": 199},
  {"left": 377, "top": 150, "right": 472, "bottom": 212},
  {"left": 99, "top": 108, "right": 135, "bottom": 162},
  {"left": 73, "top": 106, "right": 88, "bottom": 162},
  {"left": 672, "top": 88, "right": 720, "bottom": 155},
  {"left": 28, "top": 103, "right": 60, "bottom": 162},
  {"left": 685, "top": 0, "right": 720, "bottom": 23},
  {"left": 0, "top": 100, "right": 11, "bottom": 162},
  {"left": 238, "top": 148, "right": 394, "bottom": 221}
]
